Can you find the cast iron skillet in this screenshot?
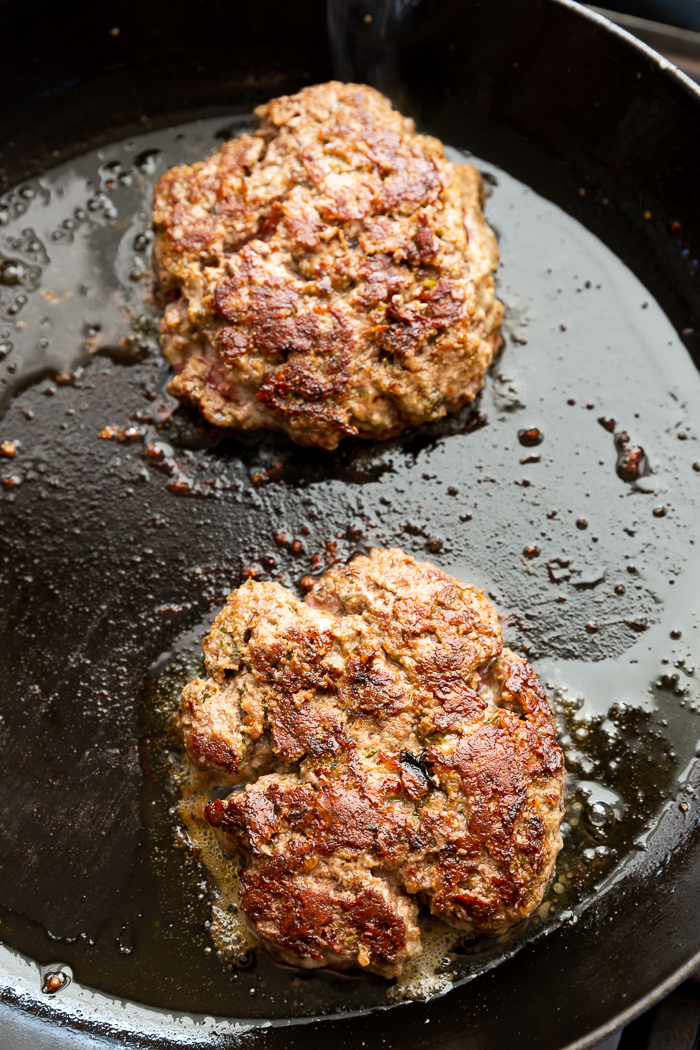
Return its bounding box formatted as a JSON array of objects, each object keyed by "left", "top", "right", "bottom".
[{"left": 1, "top": 0, "right": 700, "bottom": 1047}]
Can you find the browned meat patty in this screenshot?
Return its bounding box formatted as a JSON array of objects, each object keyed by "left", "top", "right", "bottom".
[
  {"left": 153, "top": 82, "right": 503, "bottom": 449},
  {"left": 180, "top": 549, "right": 564, "bottom": 977}
]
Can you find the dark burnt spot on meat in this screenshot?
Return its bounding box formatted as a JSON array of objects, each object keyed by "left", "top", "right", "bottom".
[
  {"left": 183, "top": 549, "right": 564, "bottom": 974},
  {"left": 398, "top": 749, "right": 440, "bottom": 799}
]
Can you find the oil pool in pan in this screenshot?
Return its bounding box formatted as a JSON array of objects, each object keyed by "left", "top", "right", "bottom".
[{"left": 0, "top": 115, "right": 699, "bottom": 1018}]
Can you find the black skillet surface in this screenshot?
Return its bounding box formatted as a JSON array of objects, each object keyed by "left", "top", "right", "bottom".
[{"left": 1, "top": 0, "right": 700, "bottom": 1047}]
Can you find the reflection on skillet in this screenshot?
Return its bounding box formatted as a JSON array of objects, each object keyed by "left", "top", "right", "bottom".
[{"left": 0, "top": 116, "right": 698, "bottom": 1017}]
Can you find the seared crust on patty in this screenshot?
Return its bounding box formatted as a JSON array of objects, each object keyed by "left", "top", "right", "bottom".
[
  {"left": 154, "top": 82, "right": 503, "bottom": 449},
  {"left": 180, "top": 549, "right": 564, "bottom": 976}
]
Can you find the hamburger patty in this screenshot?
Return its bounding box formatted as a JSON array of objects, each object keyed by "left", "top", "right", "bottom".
[
  {"left": 180, "top": 550, "right": 565, "bottom": 977},
  {"left": 153, "top": 82, "right": 503, "bottom": 449}
]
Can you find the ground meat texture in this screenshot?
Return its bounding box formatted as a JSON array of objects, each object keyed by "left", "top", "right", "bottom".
[
  {"left": 180, "top": 549, "right": 564, "bottom": 977},
  {"left": 154, "top": 82, "right": 503, "bottom": 450}
]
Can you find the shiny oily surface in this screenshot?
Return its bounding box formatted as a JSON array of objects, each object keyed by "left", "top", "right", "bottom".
[{"left": 0, "top": 116, "right": 699, "bottom": 1019}]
